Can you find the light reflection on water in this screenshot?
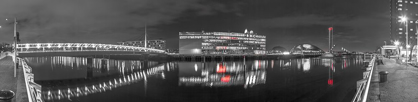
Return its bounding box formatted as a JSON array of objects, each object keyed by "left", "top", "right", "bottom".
[{"left": 24, "top": 55, "right": 366, "bottom": 102}]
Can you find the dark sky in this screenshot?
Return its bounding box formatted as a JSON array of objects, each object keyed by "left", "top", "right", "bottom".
[{"left": 0, "top": 0, "right": 389, "bottom": 52}]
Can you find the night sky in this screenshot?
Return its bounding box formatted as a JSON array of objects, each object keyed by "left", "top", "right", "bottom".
[{"left": 0, "top": 0, "right": 389, "bottom": 52}]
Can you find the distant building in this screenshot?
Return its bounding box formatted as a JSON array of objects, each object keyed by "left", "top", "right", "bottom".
[
  {"left": 179, "top": 30, "right": 266, "bottom": 55},
  {"left": 269, "top": 46, "right": 287, "bottom": 54},
  {"left": 390, "top": 0, "right": 418, "bottom": 48},
  {"left": 166, "top": 49, "right": 179, "bottom": 53},
  {"left": 117, "top": 40, "right": 166, "bottom": 50},
  {"left": 290, "top": 44, "right": 324, "bottom": 55}
]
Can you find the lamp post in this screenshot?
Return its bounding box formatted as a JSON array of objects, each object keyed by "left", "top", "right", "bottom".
[
  {"left": 416, "top": 20, "right": 418, "bottom": 62},
  {"left": 13, "top": 18, "right": 17, "bottom": 77},
  {"left": 400, "top": 16, "right": 408, "bottom": 62}
]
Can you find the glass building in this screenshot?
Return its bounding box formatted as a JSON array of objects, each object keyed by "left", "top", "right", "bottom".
[
  {"left": 179, "top": 30, "right": 266, "bottom": 55},
  {"left": 117, "top": 40, "right": 166, "bottom": 50}
]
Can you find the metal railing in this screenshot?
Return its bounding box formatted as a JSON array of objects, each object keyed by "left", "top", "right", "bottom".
[
  {"left": 352, "top": 54, "right": 376, "bottom": 102},
  {"left": 19, "top": 57, "right": 43, "bottom": 102},
  {"left": 16, "top": 43, "right": 166, "bottom": 54}
]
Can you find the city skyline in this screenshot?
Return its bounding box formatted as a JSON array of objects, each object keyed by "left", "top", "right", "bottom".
[{"left": 0, "top": 0, "right": 389, "bottom": 52}]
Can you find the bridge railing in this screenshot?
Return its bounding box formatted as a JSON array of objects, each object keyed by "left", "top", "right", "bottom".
[
  {"left": 19, "top": 57, "right": 43, "bottom": 102},
  {"left": 16, "top": 43, "right": 166, "bottom": 53},
  {"left": 352, "top": 54, "right": 376, "bottom": 102}
]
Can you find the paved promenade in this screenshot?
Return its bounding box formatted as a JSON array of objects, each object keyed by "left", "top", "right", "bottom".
[
  {"left": 376, "top": 57, "right": 418, "bottom": 102},
  {"left": 0, "top": 52, "right": 28, "bottom": 102}
]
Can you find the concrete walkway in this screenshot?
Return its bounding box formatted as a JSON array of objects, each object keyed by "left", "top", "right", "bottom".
[
  {"left": 0, "top": 53, "right": 28, "bottom": 102},
  {"left": 0, "top": 55, "right": 17, "bottom": 102},
  {"left": 377, "top": 57, "right": 418, "bottom": 102}
]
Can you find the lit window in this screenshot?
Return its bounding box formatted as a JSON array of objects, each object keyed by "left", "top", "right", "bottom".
[
  {"left": 411, "top": 21, "right": 414, "bottom": 23},
  {"left": 405, "top": 1, "right": 408, "bottom": 3},
  {"left": 398, "top": 8, "right": 402, "bottom": 10},
  {"left": 411, "top": 1, "right": 414, "bottom": 4},
  {"left": 399, "top": 4, "right": 403, "bottom": 6},
  {"left": 411, "top": 29, "right": 413, "bottom": 31},
  {"left": 416, "top": 2, "right": 418, "bottom": 4},
  {"left": 399, "top": 32, "right": 403, "bottom": 34},
  {"left": 398, "top": 0, "right": 402, "bottom": 2},
  {"left": 400, "top": 28, "right": 403, "bottom": 30}
]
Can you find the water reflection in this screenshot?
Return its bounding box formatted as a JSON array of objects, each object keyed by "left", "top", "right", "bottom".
[
  {"left": 178, "top": 61, "right": 266, "bottom": 88},
  {"left": 25, "top": 56, "right": 159, "bottom": 78},
  {"left": 43, "top": 64, "right": 168, "bottom": 101},
  {"left": 24, "top": 55, "right": 367, "bottom": 102},
  {"left": 303, "top": 59, "right": 310, "bottom": 72}
]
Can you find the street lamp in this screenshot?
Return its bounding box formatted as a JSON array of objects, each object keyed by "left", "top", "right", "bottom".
[
  {"left": 400, "top": 16, "right": 409, "bottom": 62},
  {"left": 416, "top": 20, "right": 418, "bottom": 62}
]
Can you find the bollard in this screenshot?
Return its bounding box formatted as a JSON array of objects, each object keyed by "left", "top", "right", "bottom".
[
  {"left": 379, "top": 71, "right": 389, "bottom": 83},
  {"left": 0, "top": 90, "right": 15, "bottom": 102}
]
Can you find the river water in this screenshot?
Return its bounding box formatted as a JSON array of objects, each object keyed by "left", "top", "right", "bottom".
[{"left": 24, "top": 55, "right": 366, "bottom": 102}]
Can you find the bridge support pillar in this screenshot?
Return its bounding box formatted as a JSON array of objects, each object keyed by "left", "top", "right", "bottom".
[{"left": 87, "top": 57, "right": 93, "bottom": 79}]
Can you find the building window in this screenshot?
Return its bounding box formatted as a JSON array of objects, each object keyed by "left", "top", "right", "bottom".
[
  {"left": 398, "top": 8, "right": 402, "bottom": 10},
  {"left": 416, "top": 2, "right": 418, "bottom": 4},
  {"left": 399, "top": 32, "right": 403, "bottom": 34},
  {"left": 405, "top": 1, "right": 408, "bottom": 3},
  {"left": 411, "top": 29, "right": 414, "bottom": 31},
  {"left": 398, "top": 0, "right": 402, "bottom": 2},
  {"left": 399, "top": 4, "right": 403, "bottom": 6},
  {"left": 411, "top": 1, "right": 414, "bottom": 4},
  {"left": 400, "top": 28, "right": 403, "bottom": 30},
  {"left": 410, "top": 21, "right": 414, "bottom": 23}
]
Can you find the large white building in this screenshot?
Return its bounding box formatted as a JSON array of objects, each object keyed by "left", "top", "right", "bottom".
[{"left": 179, "top": 30, "right": 266, "bottom": 55}]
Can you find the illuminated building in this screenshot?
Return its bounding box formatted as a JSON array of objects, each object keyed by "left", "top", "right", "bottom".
[
  {"left": 179, "top": 30, "right": 266, "bottom": 55},
  {"left": 290, "top": 44, "right": 325, "bottom": 55},
  {"left": 390, "top": 0, "right": 418, "bottom": 48},
  {"left": 117, "top": 40, "right": 166, "bottom": 50}
]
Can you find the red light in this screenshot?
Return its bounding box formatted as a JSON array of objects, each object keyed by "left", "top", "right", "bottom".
[
  {"left": 328, "top": 27, "right": 333, "bottom": 31},
  {"left": 217, "top": 63, "right": 226, "bottom": 73},
  {"left": 259, "top": 60, "right": 261, "bottom": 69},
  {"left": 221, "top": 75, "right": 231, "bottom": 82},
  {"left": 344, "top": 60, "right": 346, "bottom": 68},
  {"left": 328, "top": 79, "right": 333, "bottom": 85}
]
